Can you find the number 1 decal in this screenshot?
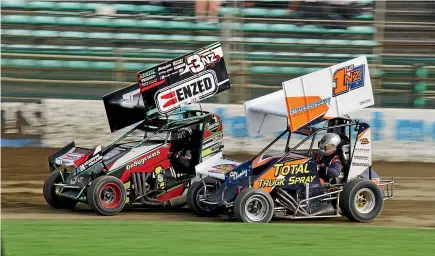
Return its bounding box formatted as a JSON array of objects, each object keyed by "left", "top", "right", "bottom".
[{"left": 333, "top": 68, "right": 347, "bottom": 96}]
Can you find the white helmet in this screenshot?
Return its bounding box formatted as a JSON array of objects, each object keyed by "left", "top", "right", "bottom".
[{"left": 318, "top": 133, "right": 341, "bottom": 156}]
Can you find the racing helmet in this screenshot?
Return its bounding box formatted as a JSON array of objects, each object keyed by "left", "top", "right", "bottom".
[
  {"left": 170, "top": 127, "right": 192, "bottom": 146},
  {"left": 318, "top": 133, "right": 341, "bottom": 156}
]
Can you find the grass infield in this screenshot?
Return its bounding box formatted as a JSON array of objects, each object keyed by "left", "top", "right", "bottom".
[{"left": 2, "top": 220, "right": 434, "bottom": 256}]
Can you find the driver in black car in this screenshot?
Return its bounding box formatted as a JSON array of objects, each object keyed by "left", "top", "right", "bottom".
[{"left": 170, "top": 127, "right": 193, "bottom": 169}]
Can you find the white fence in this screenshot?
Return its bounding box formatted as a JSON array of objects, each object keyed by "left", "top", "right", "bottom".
[{"left": 2, "top": 99, "right": 435, "bottom": 162}]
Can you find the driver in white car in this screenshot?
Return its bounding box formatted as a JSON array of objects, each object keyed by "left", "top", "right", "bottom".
[{"left": 315, "top": 133, "right": 346, "bottom": 184}]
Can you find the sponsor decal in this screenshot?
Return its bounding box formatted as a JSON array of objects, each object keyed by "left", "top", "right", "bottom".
[
  {"left": 159, "top": 70, "right": 178, "bottom": 80},
  {"left": 126, "top": 150, "right": 161, "bottom": 170},
  {"left": 213, "top": 133, "right": 223, "bottom": 141},
  {"left": 141, "top": 79, "right": 158, "bottom": 87},
  {"left": 141, "top": 75, "right": 156, "bottom": 82},
  {"left": 203, "top": 141, "right": 222, "bottom": 153},
  {"left": 210, "top": 142, "right": 222, "bottom": 151},
  {"left": 154, "top": 166, "right": 165, "bottom": 189},
  {"left": 296, "top": 128, "right": 312, "bottom": 135},
  {"left": 359, "top": 138, "right": 370, "bottom": 144},
  {"left": 81, "top": 154, "right": 102, "bottom": 169},
  {"left": 159, "top": 68, "right": 175, "bottom": 75},
  {"left": 353, "top": 155, "right": 369, "bottom": 160},
  {"left": 202, "top": 133, "right": 223, "bottom": 149},
  {"left": 58, "top": 152, "right": 83, "bottom": 162},
  {"left": 257, "top": 176, "right": 316, "bottom": 188},
  {"left": 229, "top": 169, "right": 248, "bottom": 181},
  {"left": 224, "top": 162, "right": 252, "bottom": 186},
  {"left": 157, "top": 63, "right": 172, "bottom": 72},
  {"left": 258, "top": 179, "right": 285, "bottom": 188},
  {"left": 184, "top": 50, "right": 221, "bottom": 74},
  {"left": 273, "top": 163, "right": 309, "bottom": 176},
  {"left": 360, "top": 98, "right": 372, "bottom": 105},
  {"left": 333, "top": 63, "right": 365, "bottom": 96},
  {"left": 174, "top": 63, "right": 186, "bottom": 71},
  {"left": 354, "top": 148, "right": 370, "bottom": 152},
  {"left": 290, "top": 97, "right": 331, "bottom": 115},
  {"left": 69, "top": 176, "right": 84, "bottom": 185},
  {"left": 201, "top": 142, "right": 222, "bottom": 158},
  {"left": 210, "top": 164, "right": 238, "bottom": 174},
  {"left": 173, "top": 59, "right": 183, "bottom": 66},
  {"left": 352, "top": 162, "right": 369, "bottom": 167},
  {"left": 68, "top": 175, "right": 90, "bottom": 186},
  {"left": 288, "top": 175, "right": 315, "bottom": 185},
  {"left": 206, "top": 116, "right": 221, "bottom": 133},
  {"left": 119, "top": 100, "right": 138, "bottom": 109},
  {"left": 204, "top": 133, "right": 223, "bottom": 143},
  {"left": 257, "top": 162, "right": 315, "bottom": 188},
  {"left": 76, "top": 153, "right": 102, "bottom": 174},
  {"left": 155, "top": 70, "right": 218, "bottom": 113},
  {"left": 139, "top": 70, "right": 155, "bottom": 79},
  {"left": 172, "top": 58, "right": 186, "bottom": 72}
]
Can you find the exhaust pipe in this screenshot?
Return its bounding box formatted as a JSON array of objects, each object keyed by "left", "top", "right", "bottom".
[
  {"left": 140, "top": 200, "right": 166, "bottom": 207},
  {"left": 276, "top": 188, "right": 302, "bottom": 208},
  {"left": 132, "top": 173, "right": 167, "bottom": 206},
  {"left": 275, "top": 188, "right": 310, "bottom": 216},
  {"left": 132, "top": 172, "right": 139, "bottom": 197},
  {"left": 169, "top": 194, "right": 187, "bottom": 208},
  {"left": 311, "top": 203, "right": 336, "bottom": 216}
]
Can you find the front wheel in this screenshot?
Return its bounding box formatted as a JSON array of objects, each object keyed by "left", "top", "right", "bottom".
[
  {"left": 43, "top": 171, "right": 78, "bottom": 209},
  {"left": 187, "top": 178, "right": 219, "bottom": 217},
  {"left": 87, "top": 176, "right": 127, "bottom": 216},
  {"left": 234, "top": 188, "right": 274, "bottom": 223},
  {"left": 340, "top": 179, "right": 384, "bottom": 222}
]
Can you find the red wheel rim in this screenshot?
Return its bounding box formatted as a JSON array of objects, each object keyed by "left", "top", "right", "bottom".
[{"left": 98, "top": 183, "right": 122, "bottom": 209}]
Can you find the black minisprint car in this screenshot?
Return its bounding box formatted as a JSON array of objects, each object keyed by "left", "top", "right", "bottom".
[{"left": 43, "top": 42, "right": 232, "bottom": 215}]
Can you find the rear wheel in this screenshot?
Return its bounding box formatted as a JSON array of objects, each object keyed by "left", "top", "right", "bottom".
[
  {"left": 234, "top": 188, "right": 274, "bottom": 223},
  {"left": 87, "top": 176, "right": 126, "bottom": 216},
  {"left": 43, "top": 171, "right": 78, "bottom": 209},
  {"left": 187, "top": 178, "right": 219, "bottom": 217},
  {"left": 340, "top": 179, "right": 384, "bottom": 222}
]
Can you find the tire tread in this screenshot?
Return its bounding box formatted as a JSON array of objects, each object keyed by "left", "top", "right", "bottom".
[
  {"left": 234, "top": 188, "right": 274, "bottom": 223},
  {"left": 43, "top": 171, "right": 78, "bottom": 209},
  {"left": 340, "top": 178, "right": 384, "bottom": 223}
]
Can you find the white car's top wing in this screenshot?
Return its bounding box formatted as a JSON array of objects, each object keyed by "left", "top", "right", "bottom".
[{"left": 243, "top": 56, "right": 374, "bottom": 137}]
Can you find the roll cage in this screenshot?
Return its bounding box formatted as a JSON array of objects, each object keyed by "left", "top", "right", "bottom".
[
  {"left": 102, "top": 110, "right": 214, "bottom": 156},
  {"left": 243, "top": 117, "right": 365, "bottom": 185}
]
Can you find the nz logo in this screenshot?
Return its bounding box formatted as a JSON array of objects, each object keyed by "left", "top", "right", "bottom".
[
  {"left": 332, "top": 64, "right": 365, "bottom": 96},
  {"left": 181, "top": 49, "right": 221, "bottom": 75}
]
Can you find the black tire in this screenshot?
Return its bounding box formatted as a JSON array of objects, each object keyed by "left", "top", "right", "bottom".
[
  {"left": 87, "top": 176, "right": 126, "bottom": 216},
  {"left": 234, "top": 188, "right": 274, "bottom": 223},
  {"left": 187, "top": 177, "right": 219, "bottom": 217},
  {"left": 43, "top": 171, "right": 78, "bottom": 209},
  {"left": 340, "top": 178, "right": 384, "bottom": 222}
]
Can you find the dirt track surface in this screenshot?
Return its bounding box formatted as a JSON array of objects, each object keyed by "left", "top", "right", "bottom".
[{"left": 2, "top": 147, "right": 435, "bottom": 227}]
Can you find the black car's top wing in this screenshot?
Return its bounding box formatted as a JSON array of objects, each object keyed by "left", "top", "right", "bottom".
[
  {"left": 103, "top": 42, "right": 231, "bottom": 133},
  {"left": 103, "top": 82, "right": 147, "bottom": 133}
]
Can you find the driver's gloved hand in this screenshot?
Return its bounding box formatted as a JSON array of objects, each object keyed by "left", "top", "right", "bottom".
[
  {"left": 317, "top": 165, "right": 326, "bottom": 173},
  {"left": 179, "top": 149, "right": 192, "bottom": 168},
  {"left": 326, "top": 161, "right": 342, "bottom": 178}
]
